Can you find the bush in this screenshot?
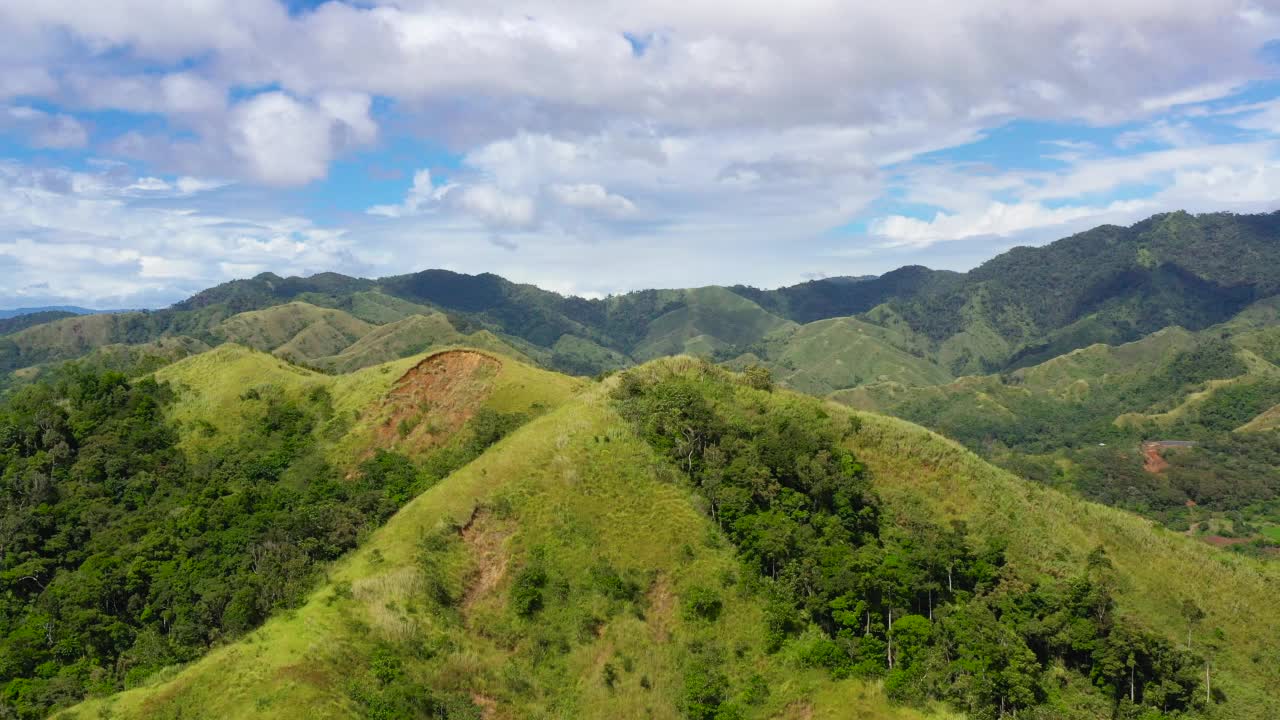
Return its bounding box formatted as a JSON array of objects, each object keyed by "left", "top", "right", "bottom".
[
  {"left": 511, "top": 565, "right": 548, "bottom": 618},
  {"left": 682, "top": 586, "right": 723, "bottom": 622}
]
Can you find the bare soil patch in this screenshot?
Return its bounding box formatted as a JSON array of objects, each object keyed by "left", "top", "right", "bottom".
[
  {"left": 373, "top": 350, "right": 501, "bottom": 455},
  {"left": 1142, "top": 443, "right": 1170, "bottom": 474},
  {"left": 460, "top": 507, "right": 512, "bottom": 616}
]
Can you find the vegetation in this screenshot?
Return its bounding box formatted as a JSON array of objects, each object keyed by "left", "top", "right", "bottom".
[
  {"left": 834, "top": 327, "right": 1280, "bottom": 535},
  {"left": 8, "top": 210, "right": 1280, "bottom": 384},
  {"left": 1, "top": 208, "right": 1280, "bottom": 717},
  {"left": 613, "top": 362, "right": 1209, "bottom": 719},
  {"left": 0, "top": 359, "right": 535, "bottom": 718}
]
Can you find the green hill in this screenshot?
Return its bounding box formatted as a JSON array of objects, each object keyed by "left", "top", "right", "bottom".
[
  {"left": 213, "top": 302, "right": 375, "bottom": 361},
  {"left": 58, "top": 368, "right": 946, "bottom": 720},
  {"left": 13, "top": 357, "right": 1269, "bottom": 719},
  {"left": 7, "top": 208, "right": 1280, "bottom": 719},
  {"left": 0, "top": 311, "right": 79, "bottom": 337},
  {"left": 309, "top": 313, "right": 531, "bottom": 374},
  {"left": 831, "top": 319, "right": 1280, "bottom": 538},
  {"left": 630, "top": 287, "right": 796, "bottom": 361},
  {"left": 738, "top": 317, "right": 951, "bottom": 395},
  {"left": 1238, "top": 402, "right": 1280, "bottom": 432},
  {"left": 10, "top": 210, "right": 1280, "bottom": 383}
]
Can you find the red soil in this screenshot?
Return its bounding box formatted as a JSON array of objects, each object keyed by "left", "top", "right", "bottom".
[
  {"left": 373, "top": 350, "right": 501, "bottom": 455},
  {"left": 1141, "top": 443, "right": 1171, "bottom": 474}
]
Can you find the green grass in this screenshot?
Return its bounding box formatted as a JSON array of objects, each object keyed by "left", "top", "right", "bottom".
[
  {"left": 1012, "top": 326, "right": 1198, "bottom": 393},
  {"left": 310, "top": 313, "right": 531, "bottom": 373},
  {"left": 156, "top": 344, "right": 584, "bottom": 468},
  {"left": 1238, "top": 402, "right": 1280, "bottom": 432},
  {"left": 343, "top": 290, "right": 437, "bottom": 324},
  {"left": 61, "top": 380, "right": 950, "bottom": 720},
  {"left": 213, "top": 302, "right": 374, "bottom": 361},
  {"left": 754, "top": 316, "right": 952, "bottom": 393}
]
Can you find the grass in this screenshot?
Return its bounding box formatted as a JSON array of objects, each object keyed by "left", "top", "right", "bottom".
[
  {"left": 757, "top": 316, "right": 952, "bottom": 394},
  {"left": 155, "top": 343, "right": 584, "bottom": 468},
  {"left": 61, "top": 380, "right": 949, "bottom": 720},
  {"left": 55, "top": 355, "right": 1280, "bottom": 719},
  {"left": 1012, "top": 326, "right": 1197, "bottom": 393},
  {"left": 845, "top": 409, "right": 1280, "bottom": 719},
  {"left": 310, "top": 313, "right": 530, "bottom": 373},
  {"left": 632, "top": 286, "right": 796, "bottom": 361},
  {"left": 213, "top": 302, "right": 374, "bottom": 361},
  {"left": 1238, "top": 402, "right": 1280, "bottom": 432}
]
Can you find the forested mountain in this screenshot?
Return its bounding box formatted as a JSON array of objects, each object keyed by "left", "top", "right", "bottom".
[
  {"left": 6, "top": 210, "right": 1279, "bottom": 388},
  {"left": 1, "top": 208, "right": 1279, "bottom": 718}
]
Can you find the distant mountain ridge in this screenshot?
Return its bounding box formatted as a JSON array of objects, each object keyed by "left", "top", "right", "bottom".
[
  {"left": 2, "top": 209, "right": 1279, "bottom": 390},
  {"left": 0, "top": 306, "right": 99, "bottom": 320}
]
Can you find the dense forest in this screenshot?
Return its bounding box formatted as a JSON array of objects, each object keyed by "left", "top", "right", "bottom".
[{"left": 0, "top": 365, "right": 526, "bottom": 718}]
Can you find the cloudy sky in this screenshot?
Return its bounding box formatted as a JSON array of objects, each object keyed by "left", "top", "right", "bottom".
[{"left": 2, "top": 1, "right": 1280, "bottom": 307}]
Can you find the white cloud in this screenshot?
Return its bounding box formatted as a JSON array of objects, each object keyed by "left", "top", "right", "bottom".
[
  {"left": 450, "top": 184, "right": 537, "bottom": 229},
  {"left": 2, "top": 1, "right": 1280, "bottom": 300},
  {"left": 0, "top": 160, "right": 360, "bottom": 307},
  {"left": 368, "top": 169, "right": 445, "bottom": 218},
  {"left": 228, "top": 91, "right": 376, "bottom": 186},
  {"left": 869, "top": 139, "right": 1280, "bottom": 249},
  {"left": 871, "top": 200, "right": 1150, "bottom": 248},
  {"left": 549, "top": 183, "right": 636, "bottom": 216},
  {"left": 4, "top": 1, "right": 1277, "bottom": 183},
  {"left": 64, "top": 71, "right": 225, "bottom": 115}
]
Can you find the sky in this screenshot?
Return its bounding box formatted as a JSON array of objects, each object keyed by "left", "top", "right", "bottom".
[{"left": 2, "top": 1, "right": 1280, "bottom": 308}]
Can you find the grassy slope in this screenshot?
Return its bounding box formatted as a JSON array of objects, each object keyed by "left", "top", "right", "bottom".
[
  {"left": 154, "top": 344, "right": 581, "bottom": 467},
  {"left": 213, "top": 302, "right": 374, "bottom": 360},
  {"left": 1012, "top": 327, "right": 1197, "bottom": 394},
  {"left": 311, "top": 313, "right": 530, "bottom": 374},
  {"left": 2, "top": 312, "right": 156, "bottom": 371},
  {"left": 758, "top": 317, "right": 952, "bottom": 394},
  {"left": 830, "top": 320, "right": 1273, "bottom": 423},
  {"left": 62, "top": 378, "right": 949, "bottom": 720},
  {"left": 54, "top": 354, "right": 1280, "bottom": 718},
  {"left": 632, "top": 287, "right": 796, "bottom": 361},
  {"left": 342, "top": 291, "right": 437, "bottom": 324},
  {"left": 848, "top": 411, "right": 1280, "bottom": 718}
]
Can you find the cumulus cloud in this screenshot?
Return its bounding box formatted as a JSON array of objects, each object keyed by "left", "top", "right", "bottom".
[
  {"left": 0, "top": 160, "right": 359, "bottom": 307},
  {"left": 2, "top": 1, "right": 1280, "bottom": 301},
  {"left": 367, "top": 170, "right": 444, "bottom": 218},
  {"left": 5, "top": 1, "right": 1278, "bottom": 181},
  {"left": 868, "top": 140, "right": 1280, "bottom": 248},
  {"left": 871, "top": 200, "right": 1150, "bottom": 248},
  {"left": 549, "top": 183, "right": 636, "bottom": 216},
  {"left": 450, "top": 185, "right": 537, "bottom": 229},
  {"left": 228, "top": 91, "right": 376, "bottom": 185}
]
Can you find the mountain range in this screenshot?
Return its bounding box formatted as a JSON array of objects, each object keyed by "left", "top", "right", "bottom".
[{"left": 2, "top": 209, "right": 1280, "bottom": 720}]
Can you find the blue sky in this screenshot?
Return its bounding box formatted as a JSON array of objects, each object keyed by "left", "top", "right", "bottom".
[{"left": 1, "top": 1, "right": 1279, "bottom": 307}]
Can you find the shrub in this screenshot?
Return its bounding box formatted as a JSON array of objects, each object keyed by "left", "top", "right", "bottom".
[
  {"left": 682, "top": 586, "right": 723, "bottom": 622},
  {"left": 511, "top": 565, "right": 548, "bottom": 617}
]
